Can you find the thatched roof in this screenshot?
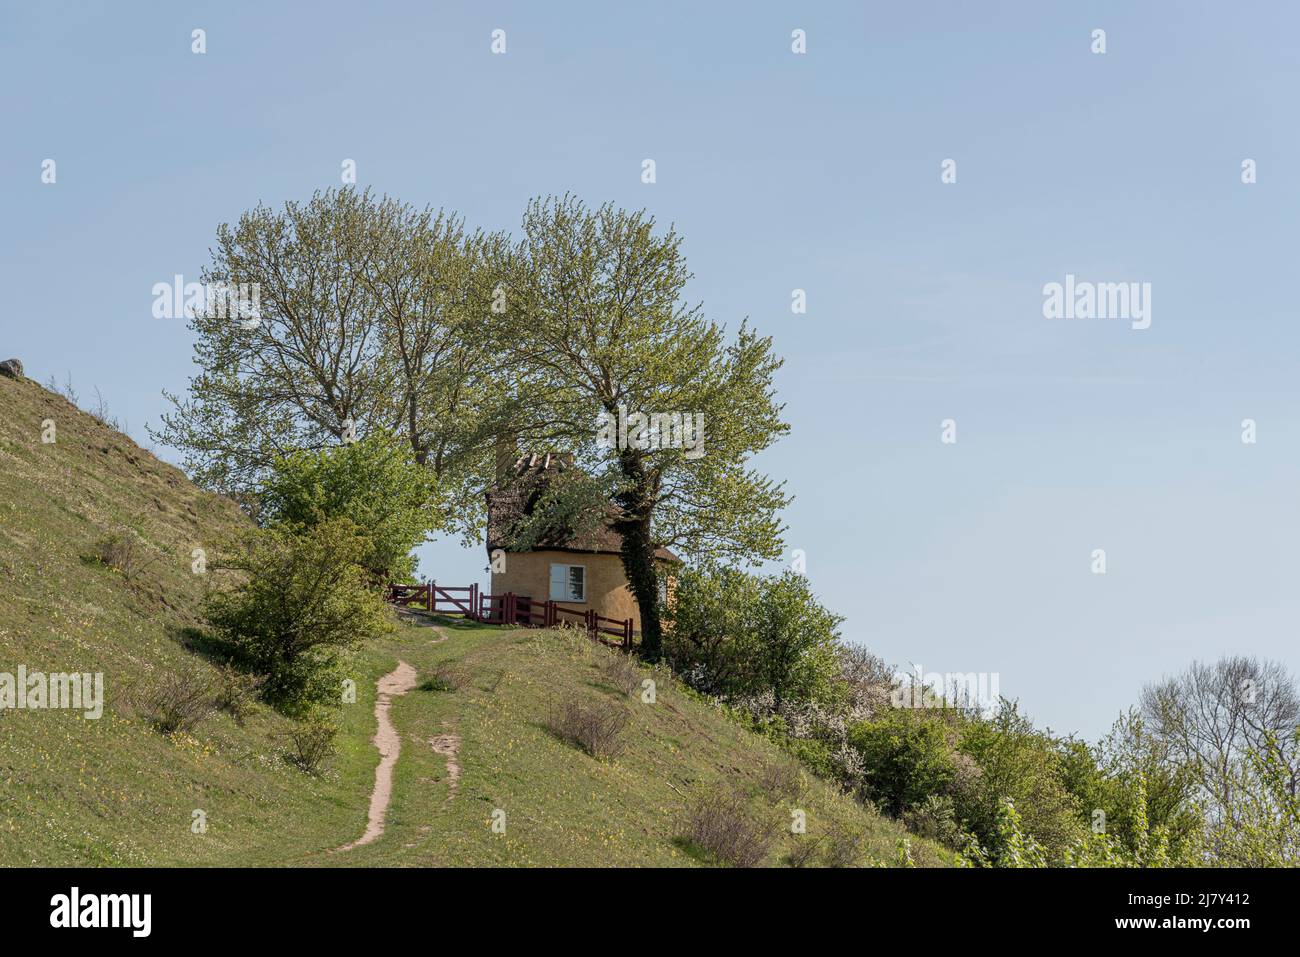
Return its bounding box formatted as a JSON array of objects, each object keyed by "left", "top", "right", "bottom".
[{"left": 485, "top": 453, "right": 680, "bottom": 562}]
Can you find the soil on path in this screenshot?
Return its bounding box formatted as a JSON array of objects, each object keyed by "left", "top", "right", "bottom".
[{"left": 335, "top": 660, "right": 418, "bottom": 851}]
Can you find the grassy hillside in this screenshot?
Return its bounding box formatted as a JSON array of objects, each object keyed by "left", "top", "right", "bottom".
[
  {"left": 0, "top": 373, "right": 948, "bottom": 867},
  {"left": 0, "top": 372, "right": 382, "bottom": 865},
  {"left": 301, "top": 616, "right": 952, "bottom": 867}
]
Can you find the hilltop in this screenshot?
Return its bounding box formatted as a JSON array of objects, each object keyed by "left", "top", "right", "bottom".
[{"left": 0, "top": 371, "right": 946, "bottom": 866}]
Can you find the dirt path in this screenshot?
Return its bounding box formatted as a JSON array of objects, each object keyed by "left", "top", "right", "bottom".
[
  {"left": 336, "top": 660, "right": 418, "bottom": 852},
  {"left": 429, "top": 733, "right": 461, "bottom": 799}
]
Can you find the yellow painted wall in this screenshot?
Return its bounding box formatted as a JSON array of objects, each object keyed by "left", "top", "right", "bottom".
[{"left": 490, "top": 549, "right": 672, "bottom": 633}]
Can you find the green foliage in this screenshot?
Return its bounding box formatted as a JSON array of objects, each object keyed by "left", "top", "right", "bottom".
[
  {"left": 152, "top": 187, "right": 502, "bottom": 520},
  {"left": 902, "top": 794, "right": 969, "bottom": 849},
  {"left": 725, "top": 705, "right": 841, "bottom": 780},
  {"left": 497, "top": 196, "right": 792, "bottom": 658},
  {"left": 283, "top": 713, "right": 340, "bottom": 775},
  {"left": 1218, "top": 730, "right": 1300, "bottom": 866},
  {"left": 665, "top": 564, "right": 763, "bottom": 695},
  {"left": 260, "top": 432, "right": 439, "bottom": 580},
  {"left": 955, "top": 702, "right": 1086, "bottom": 863},
  {"left": 211, "top": 662, "right": 265, "bottom": 725},
  {"left": 132, "top": 665, "right": 215, "bottom": 736},
  {"left": 987, "top": 799, "right": 1050, "bottom": 868},
  {"left": 1058, "top": 710, "right": 1204, "bottom": 863},
  {"left": 848, "top": 710, "right": 957, "bottom": 816},
  {"left": 665, "top": 565, "right": 843, "bottom": 709},
  {"left": 204, "top": 518, "right": 394, "bottom": 714}
]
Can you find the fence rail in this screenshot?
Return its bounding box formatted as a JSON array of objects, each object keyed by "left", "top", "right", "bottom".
[
  {"left": 386, "top": 582, "right": 634, "bottom": 649},
  {"left": 383, "top": 582, "right": 480, "bottom": 616}
]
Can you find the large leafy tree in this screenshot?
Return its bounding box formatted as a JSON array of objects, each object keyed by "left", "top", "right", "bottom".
[
  {"left": 495, "top": 196, "right": 791, "bottom": 659},
  {"left": 152, "top": 188, "right": 504, "bottom": 539},
  {"left": 259, "top": 432, "right": 441, "bottom": 581}
]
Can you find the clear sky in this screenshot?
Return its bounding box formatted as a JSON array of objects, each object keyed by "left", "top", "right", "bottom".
[{"left": 4, "top": 1, "right": 1298, "bottom": 741}]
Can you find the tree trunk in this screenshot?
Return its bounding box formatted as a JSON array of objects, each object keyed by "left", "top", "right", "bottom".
[
  {"left": 615, "top": 512, "right": 662, "bottom": 662},
  {"left": 612, "top": 450, "right": 662, "bottom": 661}
]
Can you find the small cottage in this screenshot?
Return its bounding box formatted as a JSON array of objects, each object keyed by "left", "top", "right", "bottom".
[{"left": 485, "top": 453, "right": 679, "bottom": 634}]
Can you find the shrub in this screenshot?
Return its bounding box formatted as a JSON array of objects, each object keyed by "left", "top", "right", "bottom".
[
  {"left": 597, "top": 652, "right": 642, "bottom": 696},
  {"left": 836, "top": 643, "right": 894, "bottom": 720},
  {"left": 420, "top": 664, "right": 468, "bottom": 693},
  {"left": 848, "top": 709, "right": 957, "bottom": 816},
  {"left": 662, "top": 565, "right": 758, "bottom": 696},
  {"left": 212, "top": 663, "right": 264, "bottom": 724},
  {"left": 204, "top": 518, "right": 394, "bottom": 714},
  {"left": 956, "top": 702, "right": 1086, "bottom": 864},
  {"left": 903, "top": 794, "right": 968, "bottom": 849},
  {"left": 822, "top": 820, "right": 866, "bottom": 867},
  {"left": 284, "top": 715, "right": 338, "bottom": 774},
  {"left": 683, "top": 787, "right": 774, "bottom": 867},
  {"left": 786, "top": 837, "right": 821, "bottom": 868},
  {"left": 548, "top": 698, "right": 629, "bottom": 760},
  {"left": 135, "top": 667, "right": 214, "bottom": 735},
  {"left": 90, "top": 528, "right": 156, "bottom": 584},
  {"left": 259, "top": 433, "right": 440, "bottom": 581},
  {"left": 758, "top": 760, "right": 804, "bottom": 803},
  {"left": 665, "top": 565, "right": 844, "bottom": 710}
]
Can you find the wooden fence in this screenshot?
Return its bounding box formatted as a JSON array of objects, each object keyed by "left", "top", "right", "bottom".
[
  {"left": 384, "top": 582, "right": 480, "bottom": 616},
  {"left": 386, "top": 582, "right": 634, "bottom": 650}
]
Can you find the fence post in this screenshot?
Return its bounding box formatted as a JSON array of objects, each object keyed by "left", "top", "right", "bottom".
[
  {"left": 470, "top": 582, "right": 479, "bottom": 620},
  {"left": 428, "top": 580, "right": 435, "bottom": 613},
  {"left": 585, "top": 609, "right": 596, "bottom": 639},
  {"left": 506, "top": 592, "right": 516, "bottom": 626},
  {"left": 624, "top": 619, "right": 633, "bottom": 650}
]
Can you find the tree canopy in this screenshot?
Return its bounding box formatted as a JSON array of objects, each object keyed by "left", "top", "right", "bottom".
[
  {"left": 153, "top": 188, "right": 507, "bottom": 542},
  {"left": 494, "top": 196, "right": 791, "bottom": 658}
]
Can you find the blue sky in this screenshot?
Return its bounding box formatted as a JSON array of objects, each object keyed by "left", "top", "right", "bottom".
[{"left": 3, "top": 1, "right": 1298, "bottom": 740}]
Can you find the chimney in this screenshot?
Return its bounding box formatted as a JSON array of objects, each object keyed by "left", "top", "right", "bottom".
[{"left": 494, "top": 433, "right": 518, "bottom": 485}]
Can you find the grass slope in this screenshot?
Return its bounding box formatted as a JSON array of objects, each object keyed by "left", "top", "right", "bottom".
[
  {"left": 0, "top": 373, "right": 947, "bottom": 867},
  {"left": 315, "top": 615, "right": 952, "bottom": 867}
]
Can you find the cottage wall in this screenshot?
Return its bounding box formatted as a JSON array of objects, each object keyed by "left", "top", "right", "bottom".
[{"left": 489, "top": 549, "right": 672, "bottom": 633}]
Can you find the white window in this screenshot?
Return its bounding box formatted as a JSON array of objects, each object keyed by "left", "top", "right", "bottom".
[{"left": 549, "top": 563, "right": 586, "bottom": 602}]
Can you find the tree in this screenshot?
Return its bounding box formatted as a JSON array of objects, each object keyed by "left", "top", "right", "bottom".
[
  {"left": 741, "top": 570, "right": 845, "bottom": 710},
  {"left": 1092, "top": 709, "right": 1204, "bottom": 858},
  {"left": 259, "top": 432, "right": 440, "bottom": 580},
  {"left": 496, "top": 196, "right": 791, "bottom": 659},
  {"left": 204, "top": 518, "right": 394, "bottom": 714},
  {"left": 665, "top": 566, "right": 843, "bottom": 707},
  {"left": 1221, "top": 730, "right": 1300, "bottom": 865},
  {"left": 956, "top": 702, "right": 1086, "bottom": 863},
  {"left": 152, "top": 188, "right": 502, "bottom": 538},
  {"left": 1140, "top": 656, "right": 1300, "bottom": 829}
]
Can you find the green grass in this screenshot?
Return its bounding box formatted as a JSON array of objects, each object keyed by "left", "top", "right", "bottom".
[
  {"left": 308, "top": 614, "right": 952, "bottom": 867},
  {"left": 0, "top": 373, "right": 949, "bottom": 867}
]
